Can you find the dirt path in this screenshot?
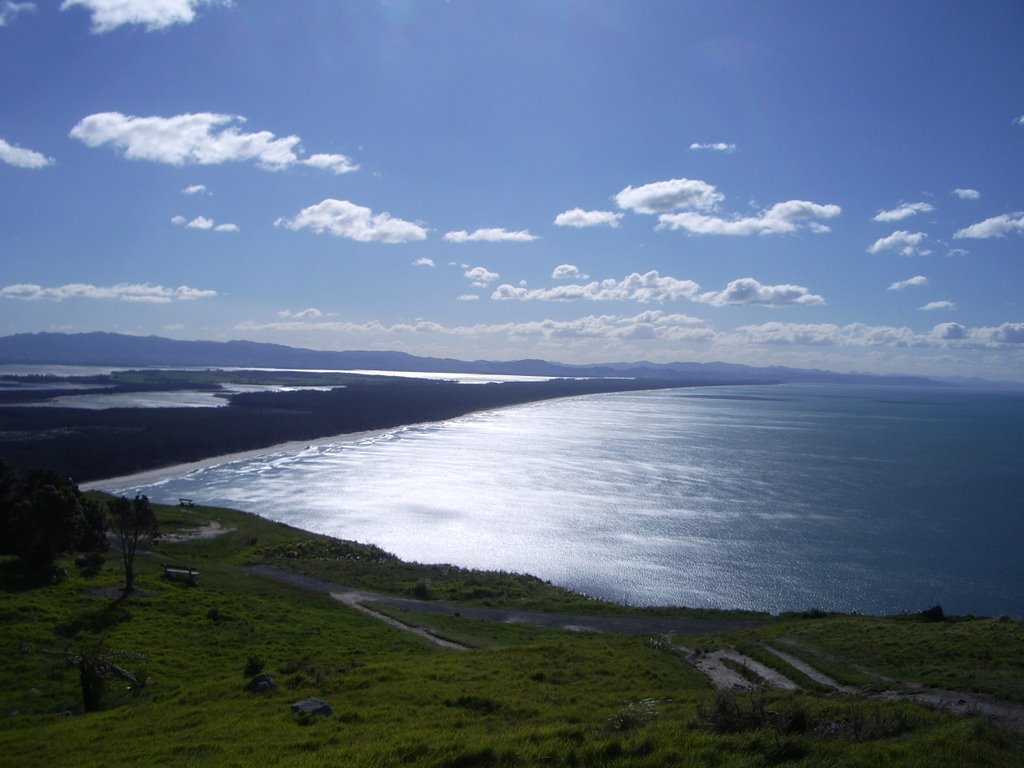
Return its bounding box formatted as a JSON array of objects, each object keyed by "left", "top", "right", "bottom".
[
  {"left": 677, "top": 646, "right": 799, "bottom": 691},
  {"left": 330, "top": 590, "right": 469, "bottom": 650},
  {"left": 683, "top": 642, "right": 1024, "bottom": 734},
  {"left": 763, "top": 645, "right": 858, "bottom": 693},
  {"left": 245, "top": 564, "right": 770, "bottom": 636}
]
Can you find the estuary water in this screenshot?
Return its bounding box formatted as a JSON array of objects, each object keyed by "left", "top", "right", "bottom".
[{"left": 113, "top": 383, "right": 1024, "bottom": 616}]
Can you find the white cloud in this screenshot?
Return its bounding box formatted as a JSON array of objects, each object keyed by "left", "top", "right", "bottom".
[
  {"left": 971, "top": 322, "right": 1024, "bottom": 345},
  {"left": 1016, "top": 116, "right": 1024, "bottom": 126},
  {"left": 947, "top": 248, "right": 970, "bottom": 257},
  {"left": 300, "top": 152, "right": 359, "bottom": 175},
  {"left": 172, "top": 214, "right": 236, "bottom": 232},
  {"left": 413, "top": 257, "right": 435, "bottom": 267},
  {"left": 953, "top": 212, "right": 1024, "bottom": 239},
  {"left": 615, "top": 178, "right": 724, "bottom": 214},
  {"left": 888, "top": 275, "right": 928, "bottom": 291},
  {"left": 689, "top": 142, "right": 736, "bottom": 153},
  {"left": 553, "top": 208, "right": 623, "bottom": 228},
  {"left": 872, "top": 202, "right": 934, "bottom": 222},
  {"left": 658, "top": 200, "right": 841, "bottom": 236},
  {"left": 444, "top": 228, "right": 538, "bottom": 243},
  {"left": 464, "top": 266, "right": 499, "bottom": 287},
  {"left": 70, "top": 112, "right": 358, "bottom": 174},
  {"left": 0, "top": 2, "right": 35, "bottom": 27},
  {"left": 0, "top": 137, "right": 54, "bottom": 169},
  {"left": 952, "top": 188, "right": 980, "bottom": 200},
  {"left": 919, "top": 300, "right": 956, "bottom": 311},
  {"left": 1, "top": 282, "right": 216, "bottom": 303},
  {"left": 932, "top": 322, "right": 966, "bottom": 340},
  {"left": 61, "top": 0, "right": 227, "bottom": 33},
  {"left": 456, "top": 294, "right": 480, "bottom": 301},
  {"left": 182, "top": 184, "right": 207, "bottom": 195},
  {"left": 696, "top": 278, "right": 825, "bottom": 307},
  {"left": 234, "top": 310, "right": 710, "bottom": 345},
  {"left": 492, "top": 271, "right": 701, "bottom": 303},
  {"left": 277, "top": 308, "right": 322, "bottom": 319},
  {"left": 730, "top": 322, "right": 919, "bottom": 348},
  {"left": 276, "top": 199, "right": 427, "bottom": 244},
  {"left": 552, "top": 264, "right": 588, "bottom": 280},
  {"left": 867, "top": 230, "right": 929, "bottom": 256},
  {"left": 186, "top": 215, "right": 213, "bottom": 230}
]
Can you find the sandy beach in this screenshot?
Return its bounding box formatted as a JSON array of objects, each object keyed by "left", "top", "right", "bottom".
[{"left": 80, "top": 426, "right": 395, "bottom": 493}]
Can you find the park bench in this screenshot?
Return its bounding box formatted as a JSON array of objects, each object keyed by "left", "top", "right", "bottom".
[
  {"left": 178, "top": 498, "right": 195, "bottom": 508},
  {"left": 163, "top": 565, "right": 200, "bottom": 583}
]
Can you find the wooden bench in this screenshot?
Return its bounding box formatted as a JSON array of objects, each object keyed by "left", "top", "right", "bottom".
[
  {"left": 178, "top": 498, "right": 195, "bottom": 508},
  {"left": 164, "top": 565, "right": 200, "bottom": 583}
]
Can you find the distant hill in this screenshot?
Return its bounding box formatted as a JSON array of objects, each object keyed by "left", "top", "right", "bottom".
[{"left": 0, "top": 331, "right": 941, "bottom": 387}]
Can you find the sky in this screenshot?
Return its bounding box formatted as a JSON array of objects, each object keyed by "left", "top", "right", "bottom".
[{"left": 2, "top": 1, "right": 1023, "bottom": 380}]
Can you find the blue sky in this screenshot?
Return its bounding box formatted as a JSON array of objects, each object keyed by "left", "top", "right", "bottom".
[{"left": 2, "top": 1, "right": 1023, "bottom": 379}]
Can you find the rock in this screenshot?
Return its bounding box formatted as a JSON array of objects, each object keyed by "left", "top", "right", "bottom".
[
  {"left": 243, "top": 673, "right": 276, "bottom": 693},
  {"left": 291, "top": 697, "right": 333, "bottom": 716}
]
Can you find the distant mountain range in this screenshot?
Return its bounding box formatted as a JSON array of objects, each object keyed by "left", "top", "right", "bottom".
[{"left": 0, "top": 331, "right": 942, "bottom": 387}]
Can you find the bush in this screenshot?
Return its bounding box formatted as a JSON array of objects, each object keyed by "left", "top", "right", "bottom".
[
  {"left": 918, "top": 605, "right": 945, "bottom": 622},
  {"left": 243, "top": 654, "right": 265, "bottom": 677}
]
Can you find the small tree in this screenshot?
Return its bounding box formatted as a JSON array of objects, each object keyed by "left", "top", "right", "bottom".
[
  {"left": 108, "top": 494, "right": 158, "bottom": 594},
  {"left": 41, "top": 644, "right": 146, "bottom": 712}
]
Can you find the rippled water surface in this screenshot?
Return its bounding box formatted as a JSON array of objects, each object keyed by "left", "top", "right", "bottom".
[{"left": 118, "top": 384, "right": 1024, "bottom": 615}]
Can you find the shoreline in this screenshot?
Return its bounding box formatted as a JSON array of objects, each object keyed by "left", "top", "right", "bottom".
[{"left": 80, "top": 426, "right": 396, "bottom": 493}]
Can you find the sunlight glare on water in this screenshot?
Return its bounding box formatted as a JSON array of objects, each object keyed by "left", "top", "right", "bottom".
[{"left": 118, "top": 384, "right": 1024, "bottom": 616}]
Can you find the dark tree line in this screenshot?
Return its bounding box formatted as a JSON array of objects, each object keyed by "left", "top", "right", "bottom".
[{"left": 0, "top": 461, "right": 108, "bottom": 572}]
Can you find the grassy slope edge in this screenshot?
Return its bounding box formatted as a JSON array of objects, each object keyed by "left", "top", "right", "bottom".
[{"left": 0, "top": 499, "right": 1020, "bottom": 767}]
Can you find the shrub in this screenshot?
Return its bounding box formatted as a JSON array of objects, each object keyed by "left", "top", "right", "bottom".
[{"left": 243, "top": 654, "right": 265, "bottom": 677}]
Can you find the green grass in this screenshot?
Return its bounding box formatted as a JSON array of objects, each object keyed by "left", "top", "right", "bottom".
[{"left": 0, "top": 499, "right": 1022, "bottom": 766}]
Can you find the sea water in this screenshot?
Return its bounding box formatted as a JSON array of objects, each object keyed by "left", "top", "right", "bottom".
[{"left": 115, "top": 384, "right": 1024, "bottom": 616}]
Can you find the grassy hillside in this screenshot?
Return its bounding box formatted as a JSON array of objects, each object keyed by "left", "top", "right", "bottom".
[{"left": 0, "top": 500, "right": 1021, "bottom": 766}]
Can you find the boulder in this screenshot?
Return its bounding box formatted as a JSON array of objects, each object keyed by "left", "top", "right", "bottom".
[
  {"left": 291, "top": 697, "right": 333, "bottom": 716},
  {"left": 243, "top": 673, "right": 276, "bottom": 693}
]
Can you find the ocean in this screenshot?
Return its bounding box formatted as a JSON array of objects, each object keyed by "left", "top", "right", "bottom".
[{"left": 111, "top": 383, "right": 1024, "bottom": 616}]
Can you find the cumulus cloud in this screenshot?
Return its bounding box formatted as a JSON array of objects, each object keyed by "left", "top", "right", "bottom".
[
  {"left": 952, "top": 188, "right": 980, "bottom": 200},
  {"left": 730, "top": 320, "right": 1024, "bottom": 350},
  {"left": 276, "top": 199, "right": 426, "bottom": 244},
  {"left": 696, "top": 278, "right": 825, "bottom": 307},
  {"left": 872, "top": 202, "right": 934, "bottom": 222},
  {"left": 615, "top": 178, "right": 724, "bottom": 214},
  {"left": 552, "top": 264, "right": 588, "bottom": 280},
  {"left": 0, "top": 2, "right": 35, "bottom": 27},
  {"left": 413, "top": 257, "right": 435, "bottom": 267},
  {"left": 492, "top": 271, "right": 701, "bottom": 304},
  {"left": 0, "top": 137, "right": 54, "bottom": 168},
  {"left": 70, "top": 112, "right": 358, "bottom": 174},
  {"left": 553, "top": 208, "right": 623, "bottom": 228},
  {"left": 689, "top": 142, "right": 736, "bottom": 153},
  {"left": 172, "top": 214, "right": 237, "bottom": 232},
  {"left": 61, "top": 0, "right": 227, "bottom": 33},
  {"left": 658, "top": 200, "right": 841, "bottom": 236},
  {"left": 235, "top": 310, "right": 711, "bottom": 345},
  {"left": 730, "top": 322, "right": 919, "bottom": 348},
  {"left": 444, "top": 228, "right": 538, "bottom": 243},
  {"left": 919, "top": 300, "right": 956, "bottom": 311},
  {"left": 953, "top": 212, "right": 1024, "bottom": 239},
  {"left": 182, "top": 184, "right": 207, "bottom": 195},
  {"left": 277, "top": 308, "right": 322, "bottom": 319},
  {"left": 1, "top": 282, "right": 216, "bottom": 303},
  {"left": 888, "top": 275, "right": 928, "bottom": 291},
  {"left": 867, "top": 230, "right": 929, "bottom": 256},
  {"left": 464, "top": 266, "right": 499, "bottom": 287},
  {"left": 932, "top": 322, "right": 966, "bottom": 340}
]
